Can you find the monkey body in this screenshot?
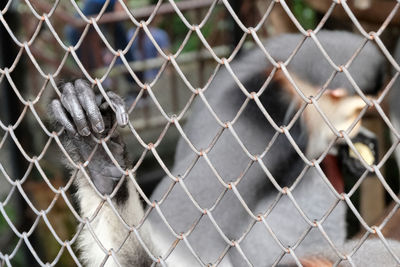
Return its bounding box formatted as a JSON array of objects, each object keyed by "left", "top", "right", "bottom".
[
  {"left": 148, "top": 31, "right": 382, "bottom": 265},
  {"left": 50, "top": 31, "right": 397, "bottom": 266}
]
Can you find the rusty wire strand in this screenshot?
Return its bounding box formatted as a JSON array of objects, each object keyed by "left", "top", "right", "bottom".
[{"left": 1, "top": 0, "right": 400, "bottom": 266}]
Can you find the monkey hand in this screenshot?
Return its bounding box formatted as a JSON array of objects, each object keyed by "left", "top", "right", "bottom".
[{"left": 50, "top": 80, "right": 129, "bottom": 195}]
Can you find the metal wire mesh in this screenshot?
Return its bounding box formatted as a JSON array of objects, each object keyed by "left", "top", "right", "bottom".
[{"left": 1, "top": 0, "right": 400, "bottom": 266}]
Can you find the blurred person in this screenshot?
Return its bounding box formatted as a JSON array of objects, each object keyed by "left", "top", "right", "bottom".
[
  {"left": 64, "top": 0, "right": 134, "bottom": 70},
  {"left": 123, "top": 26, "right": 170, "bottom": 108},
  {"left": 127, "top": 27, "right": 170, "bottom": 82}
]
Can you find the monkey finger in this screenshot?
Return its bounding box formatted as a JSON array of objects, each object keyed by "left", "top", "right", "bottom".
[
  {"left": 74, "top": 79, "right": 105, "bottom": 134},
  {"left": 106, "top": 91, "right": 129, "bottom": 127},
  {"left": 61, "top": 83, "right": 91, "bottom": 136},
  {"left": 50, "top": 99, "right": 77, "bottom": 135}
]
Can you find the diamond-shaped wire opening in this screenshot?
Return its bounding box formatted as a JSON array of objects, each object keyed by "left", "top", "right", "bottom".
[{"left": 2, "top": 0, "right": 400, "bottom": 266}]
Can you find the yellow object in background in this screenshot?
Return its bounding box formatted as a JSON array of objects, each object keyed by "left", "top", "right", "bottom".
[{"left": 349, "top": 142, "right": 375, "bottom": 165}]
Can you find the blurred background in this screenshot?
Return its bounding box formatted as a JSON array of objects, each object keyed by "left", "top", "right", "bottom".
[{"left": 2, "top": 0, "right": 400, "bottom": 265}]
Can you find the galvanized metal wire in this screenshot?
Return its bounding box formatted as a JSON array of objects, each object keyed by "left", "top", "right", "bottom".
[{"left": 1, "top": 0, "right": 400, "bottom": 266}]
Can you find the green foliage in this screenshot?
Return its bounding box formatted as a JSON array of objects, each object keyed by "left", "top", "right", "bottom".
[
  {"left": 292, "top": 0, "right": 317, "bottom": 30},
  {"left": 0, "top": 206, "right": 25, "bottom": 266},
  {"left": 160, "top": 13, "right": 214, "bottom": 54},
  {"left": 0, "top": 205, "right": 16, "bottom": 232}
]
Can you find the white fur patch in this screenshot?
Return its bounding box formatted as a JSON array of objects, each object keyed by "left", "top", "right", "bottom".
[{"left": 74, "top": 172, "right": 153, "bottom": 266}]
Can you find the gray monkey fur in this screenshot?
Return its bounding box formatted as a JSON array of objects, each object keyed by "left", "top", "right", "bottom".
[
  {"left": 147, "top": 31, "right": 387, "bottom": 266},
  {"left": 52, "top": 30, "right": 399, "bottom": 266}
]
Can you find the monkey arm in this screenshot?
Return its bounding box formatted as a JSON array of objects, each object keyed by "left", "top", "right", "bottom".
[{"left": 50, "top": 80, "right": 153, "bottom": 266}]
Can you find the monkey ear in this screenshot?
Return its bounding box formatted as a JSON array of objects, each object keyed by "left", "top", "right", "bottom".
[
  {"left": 325, "top": 88, "right": 366, "bottom": 112},
  {"left": 325, "top": 88, "right": 348, "bottom": 100}
]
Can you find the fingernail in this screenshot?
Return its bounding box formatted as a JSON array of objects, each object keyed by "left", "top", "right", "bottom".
[
  {"left": 117, "top": 112, "right": 128, "bottom": 127},
  {"left": 96, "top": 121, "right": 105, "bottom": 133},
  {"left": 117, "top": 112, "right": 129, "bottom": 127},
  {"left": 122, "top": 113, "right": 129, "bottom": 126},
  {"left": 81, "top": 127, "right": 90, "bottom": 136}
]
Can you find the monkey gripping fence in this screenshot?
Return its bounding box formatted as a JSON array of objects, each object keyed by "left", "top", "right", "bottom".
[{"left": 1, "top": 0, "right": 400, "bottom": 266}]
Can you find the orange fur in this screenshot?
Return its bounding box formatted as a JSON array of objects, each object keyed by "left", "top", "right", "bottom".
[
  {"left": 301, "top": 257, "right": 333, "bottom": 267},
  {"left": 269, "top": 68, "right": 367, "bottom": 158}
]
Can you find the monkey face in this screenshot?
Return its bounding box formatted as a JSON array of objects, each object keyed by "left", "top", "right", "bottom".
[
  {"left": 303, "top": 89, "right": 366, "bottom": 159},
  {"left": 271, "top": 69, "right": 367, "bottom": 159}
]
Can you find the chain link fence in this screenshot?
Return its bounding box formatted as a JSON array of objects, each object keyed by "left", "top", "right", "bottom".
[{"left": 1, "top": 0, "right": 400, "bottom": 266}]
